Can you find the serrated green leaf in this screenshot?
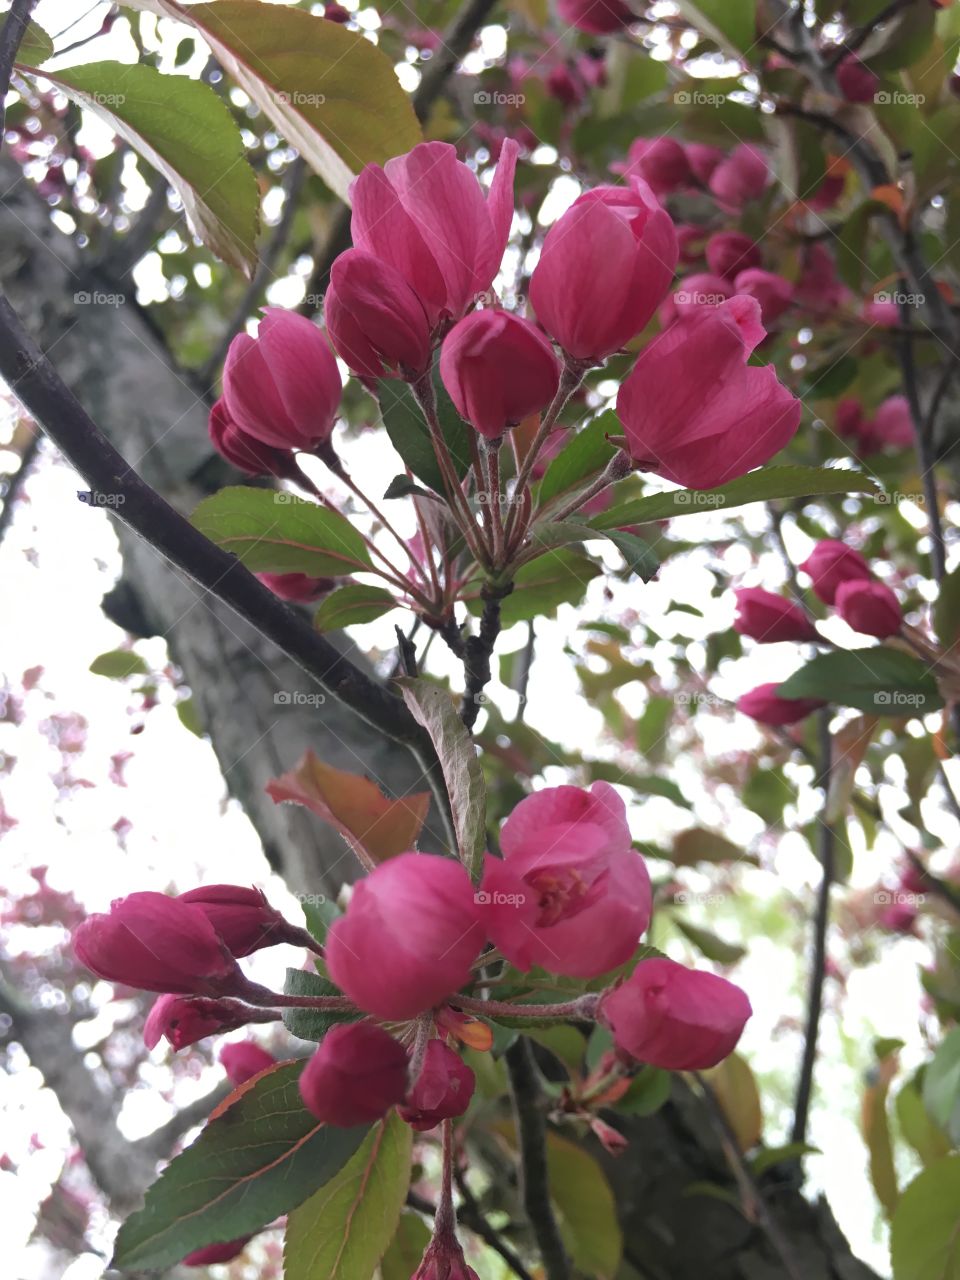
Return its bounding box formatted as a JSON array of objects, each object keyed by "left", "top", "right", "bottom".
[
  {"left": 191, "top": 486, "right": 371, "bottom": 576},
  {"left": 25, "top": 61, "right": 258, "bottom": 274},
  {"left": 17, "top": 18, "right": 53, "bottom": 67},
  {"left": 284, "top": 1114, "right": 412, "bottom": 1280},
  {"left": 777, "top": 649, "right": 943, "bottom": 716},
  {"left": 314, "top": 584, "right": 396, "bottom": 632},
  {"left": 112, "top": 1062, "right": 370, "bottom": 1270}
]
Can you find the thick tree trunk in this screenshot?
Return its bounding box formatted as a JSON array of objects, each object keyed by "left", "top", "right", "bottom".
[{"left": 0, "top": 165, "right": 880, "bottom": 1280}]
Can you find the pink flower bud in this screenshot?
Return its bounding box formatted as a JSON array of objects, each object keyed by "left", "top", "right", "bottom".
[
  {"left": 869, "top": 395, "right": 913, "bottom": 449},
  {"left": 736, "top": 683, "right": 825, "bottom": 726},
  {"left": 208, "top": 397, "right": 294, "bottom": 478},
  {"left": 600, "top": 957, "right": 751, "bottom": 1070},
  {"left": 616, "top": 137, "right": 691, "bottom": 196},
  {"left": 325, "top": 249, "right": 432, "bottom": 380},
  {"left": 668, "top": 273, "right": 731, "bottom": 322},
  {"left": 73, "top": 892, "right": 241, "bottom": 996},
  {"left": 325, "top": 854, "right": 483, "bottom": 1020},
  {"left": 705, "top": 231, "right": 761, "bottom": 280},
  {"left": 256, "top": 571, "right": 337, "bottom": 603},
  {"left": 546, "top": 64, "right": 584, "bottom": 107},
  {"left": 299, "top": 1023, "right": 408, "bottom": 1125},
  {"left": 178, "top": 885, "right": 315, "bottom": 958},
  {"left": 685, "top": 143, "right": 724, "bottom": 185},
  {"left": 880, "top": 901, "right": 917, "bottom": 934},
  {"left": 529, "top": 183, "right": 677, "bottom": 361},
  {"left": 478, "top": 782, "right": 651, "bottom": 978},
  {"left": 222, "top": 308, "right": 342, "bottom": 451},
  {"left": 732, "top": 268, "right": 794, "bottom": 324},
  {"left": 799, "top": 539, "right": 871, "bottom": 604},
  {"left": 350, "top": 140, "right": 518, "bottom": 329},
  {"left": 413, "top": 1227, "right": 479, "bottom": 1280},
  {"left": 708, "top": 144, "right": 769, "bottom": 209},
  {"left": 617, "top": 296, "right": 801, "bottom": 488},
  {"left": 590, "top": 1115, "right": 629, "bottom": 1155},
  {"left": 555, "top": 0, "right": 635, "bottom": 35},
  {"left": 836, "top": 54, "right": 880, "bottom": 104},
  {"left": 220, "top": 1040, "right": 277, "bottom": 1085},
  {"left": 834, "top": 579, "right": 902, "bottom": 638},
  {"left": 734, "top": 588, "right": 817, "bottom": 643},
  {"left": 144, "top": 994, "right": 264, "bottom": 1050},
  {"left": 183, "top": 1237, "right": 253, "bottom": 1266},
  {"left": 439, "top": 311, "right": 561, "bottom": 439},
  {"left": 863, "top": 298, "right": 899, "bottom": 328},
  {"left": 324, "top": 2, "right": 350, "bottom": 19},
  {"left": 399, "top": 1040, "right": 476, "bottom": 1131}
]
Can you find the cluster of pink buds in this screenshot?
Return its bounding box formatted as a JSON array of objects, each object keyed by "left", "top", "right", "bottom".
[{"left": 734, "top": 539, "right": 908, "bottom": 727}]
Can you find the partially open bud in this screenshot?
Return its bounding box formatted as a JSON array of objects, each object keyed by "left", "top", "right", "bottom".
[
  {"left": 299, "top": 1023, "right": 409, "bottom": 1126},
  {"left": 439, "top": 310, "right": 561, "bottom": 439},
  {"left": 144, "top": 994, "right": 276, "bottom": 1050},
  {"left": 256, "top": 572, "right": 337, "bottom": 604},
  {"left": 835, "top": 54, "right": 880, "bottom": 104},
  {"left": 399, "top": 1040, "right": 476, "bottom": 1131},
  {"left": 178, "top": 885, "right": 321, "bottom": 958},
  {"left": 208, "top": 397, "right": 296, "bottom": 478},
  {"left": 704, "top": 231, "right": 761, "bottom": 281},
  {"left": 325, "top": 249, "right": 432, "bottom": 380}
]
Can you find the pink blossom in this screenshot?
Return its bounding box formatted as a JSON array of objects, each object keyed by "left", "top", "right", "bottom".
[
  {"left": 399, "top": 1040, "right": 476, "bottom": 1130},
  {"left": 299, "top": 1023, "right": 408, "bottom": 1125},
  {"left": 325, "top": 249, "right": 432, "bottom": 380},
  {"left": 834, "top": 579, "right": 902, "bottom": 639},
  {"left": 734, "top": 588, "right": 817, "bottom": 643},
  {"left": 614, "top": 137, "right": 691, "bottom": 196},
  {"left": 178, "top": 885, "right": 314, "bottom": 957},
  {"left": 836, "top": 54, "right": 880, "bottom": 104},
  {"left": 685, "top": 143, "right": 724, "bottom": 185},
  {"left": 555, "top": 0, "right": 635, "bottom": 34},
  {"left": 732, "top": 268, "right": 794, "bottom": 324},
  {"left": 144, "top": 994, "right": 262, "bottom": 1050},
  {"left": 705, "top": 231, "right": 762, "bottom": 281},
  {"left": 799, "top": 540, "right": 871, "bottom": 604},
  {"left": 220, "top": 1040, "right": 277, "bottom": 1085},
  {"left": 708, "top": 144, "right": 769, "bottom": 208},
  {"left": 737, "top": 683, "right": 825, "bottom": 726},
  {"left": 208, "top": 397, "right": 295, "bottom": 478},
  {"left": 183, "top": 1238, "right": 253, "bottom": 1266}
]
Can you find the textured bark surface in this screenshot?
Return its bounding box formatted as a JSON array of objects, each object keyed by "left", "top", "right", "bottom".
[{"left": 0, "top": 165, "right": 879, "bottom": 1280}]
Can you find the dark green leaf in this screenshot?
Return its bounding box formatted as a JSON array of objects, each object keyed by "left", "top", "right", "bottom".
[
  {"left": 481, "top": 551, "right": 601, "bottom": 626},
  {"left": 112, "top": 1062, "right": 369, "bottom": 1269},
  {"left": 777, "top": 649, "right": 943, "bottom": 716},
  {"left": 282, "top": 968, "right": 362, "bottom": 1043},
  {"left": 923, "top": 1029, "right": 960, "bottom": 1148},
  {"left": 381, "top": 1213, "right": 432, "bottom": 1280},
  {"left": 191, "top": 486, "right": 372, "bottom": 576},
  {"left": 890, "top": 1155, "right": 960, "bottom": 1280},
  {"left": 17, "top": 18, "right": 53, "bottom": 66},
  {"left": 378, "top": 373, "right": 471, "bottom": 495},
  {"left": 673, "top": 917, "right": 746, "bottom": 964},
  {"left": 538, "top": 413, "right": 617, "bottom": 507},
  {"left": 314, "top": 584, "right": 396, "bottom": 632},
  {"left": 934, "top": 564, "right": 960, "bottom": 650}
]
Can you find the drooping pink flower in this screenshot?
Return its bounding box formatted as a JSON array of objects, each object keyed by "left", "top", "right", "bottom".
[
  {"left": 183, "top": 1238, "right": 253, "bottom": 1266},
  {"left": 685, "top": 143, "right": 724, "bottom": 185},
  {"left": 600, "top": 957, "right": 751, "bottom": 1070},
  {"left": 178, "top": 885, "right": 317, "bottom": 958},
  {"left": 705, "top": 231, "right": 762, "bottom": 281},
  {"left": 799, "top": 539, "right": 871, "bottom": 604},
  {"left": 208, "top": 397, "right": 295, "bottom": 478},
  {"left": 614, "top": 137, "right": 691, "bottom": 196},
  {"left": 732, "top": 268, "right": 794, "bottom": 324},
  {"left": 256, "top": 571, "right": 337, "bottom": 603},
  {"left": 478, "top": 782, "right": 651, "bottom": 978},
  {"left": 529, "top": 182, "right": 677, "bottom": 361},
  {"left": 834, "top": 579, "right": 902, "bottom": 638},
  {"left": 221, "top": 308, "right": 342, "bottom": 451},
  {"left": 220, "top": 1040, "right": 277, "bottom": 1085},
  {"left": 299, "top": 1023, "right": 409, "bottom": 1125},
  {"left": 325, "top": 854, "right": 484, "bottom": 1019},
  {"left": 399, "top": 1040, "right": 476, "bottom": 1130},
  {"left": 708, "top": 144, "right": 769, "bottom": 208},
  {"left": 555, "top": 0, "right": 635, "bottom": 35},
  {"left": 440, "top": 310, "right": 561, "bottom": 439},
  {"left": 144, "top": 994, "right": 264, "bottom": 1050},
  {"left": 324, "top": 249, "right": 432, "bottom": 380},
  {"left": 737, "top": 683, "right": 825, "bottom": 726},
  {"left": 349, "top": 140, "right": 519, "bottom": 330},
  {"left": 734, "top": 588, "right": 817, "bottom": 643},
  {"left": 617, "top": 296, "right": 801, "bottom": 488},
  {"left": 73, "top": 892, "right": 241, "bottom": 996},
  {"left": 836, "top": 54, "right": 880, "bottom": 103}
]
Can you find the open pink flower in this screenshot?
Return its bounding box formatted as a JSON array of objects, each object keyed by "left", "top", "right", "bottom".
[
  {"left": 600, "top": 957, "right": 751, "bottom": 1070},
  {"left": 478, "top": 782, "right": 651, "bottom": 978},
  {"left": 529, "top": 182, "right": 677, "bottom": 361},
  {"left": 617, "top": 296, "right": 801, "bottom": 488},
  {"left": 350, "top": 140, "right": 518, "bottom": 330},
  {"left": 325, "top": 854, "right": 484, "bottom": 1020}
]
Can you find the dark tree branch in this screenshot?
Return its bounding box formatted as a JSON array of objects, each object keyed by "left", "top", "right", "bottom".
[
  {"left": 791, "top": 708, "right": 835, "bottom": 1147},
  {"left": 505, "top": 1039, "right": 570, "bottom": 1280},
  {"left": 461, "top": 582, "right": 511, "bottom": 730},
  {"left": 0, "top": 0, "right": 36, "bottom": 141}
]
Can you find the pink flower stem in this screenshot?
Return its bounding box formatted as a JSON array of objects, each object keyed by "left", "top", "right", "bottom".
[
  {"left": 407, "top": 1012, "right": 434, "bottom": 1088},
  {"left": 486, "top": 438, "right": 506, "bottom": 566},
  {"left": 534, "top": 449, "right": 633, "bottom": 528},
  {"left": 436, "top": 1116, "right": 457, "bottom": 1236},
  {"left": 454, "top": 993, "right": 600, "bottom": 1021},
  {"left": 235, "top": 976, "right": 357, "bottom": 1012}
]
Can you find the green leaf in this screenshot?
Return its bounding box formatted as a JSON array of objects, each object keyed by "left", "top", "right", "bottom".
[
  {"left": 26, "top": 61, "right": 258, "bottom": 274},
  {"left": 934, "top": 564, "right": 960, "bottom": 650},
  {"left": 398, "top": 678, "right": 487, "bottom": 878},
  {"left": 538, "top": 413, "right": 617, "bottom": 507},
  {"left": 314, "top": 584, "right": 396, "bottom": 632},
  {"left": 671, "top": 827, "right": 757, "bottom": 868},
  {"left": 592, "top": 466, "right": 878, "bottom": 530},
  {"left": 191, "top": 486, "right": 372, "bottom": 576},
  {"left": 777, "top": 649, "right": 943, "bottom": 716},
  {"left": 673, "top": 0, "right": 756, "bottom": 54},
  {"left": 897, "top": 1077, "right": 952, "bottom": 1166},
  {"left": 478, "top": 551, "right": 601, "bottom": 626},
  {"left": 891, "top": 1155, "right": 960, "bottom": 1280},
  {"left": 602, "top": 528, "right": 661, "bottom": 582},
  {"left": 282, "top": 968, "right": 363, "bottom": 1044},
  {"left": 617, "top": 1065, "right": 671, "bottom": 1116},
  {"left": 673, "top": 917, "right": 746, "bottom": 964},
  {"left": 89, "top": 649, "right": 150, "bottom": 679},
  {"left": 923, "top": 1029, "right": 960, "bottom": 1148},
  {"left": 523, "top": 522, "right": 660, "bottom": 582},
  {"left": 17, "top": 18, "right": 53, "bottom": 67},
  {"left": 176, "top": 697, "right": 203, "bottom": 737},
  {"left": 123, "top": 0, "right": 421, "bottom": 202},
  {"left": 378, "top": 373, "right": 472, "bottom": 495},
  {"left": 381, "top": 1213, "right": 431, "bottom": 1280},
  {"left": 751, "top": 1142, "right": 820, "bottom": 1176},
  {"left": 112, "top": 1062, "right": 370, "bottom": 1270},
  {"left": 547, "top": 1133, "right": 622, "bottom": 1279},
  {"left": 284, "top": 1114, "right": 412, "bottom": 1280}
]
